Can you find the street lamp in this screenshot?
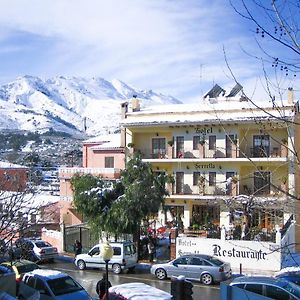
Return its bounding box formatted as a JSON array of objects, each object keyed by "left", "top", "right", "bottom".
[{"left": 101, "top": 241, "right": 113, "bottom": 300}]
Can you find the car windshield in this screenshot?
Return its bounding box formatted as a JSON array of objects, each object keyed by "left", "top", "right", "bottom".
[
  {"left": 283, "top": 281, "right": 300, "bottom": 298},
  {"left": 17, "top": 263, "right": 40, "bottom": 274},
  {"left": 206, "top": 256, "right": 224, "bottom": 266},
  {"left": 35, "top": 241, "right": 52, "bottom": 248},
  {"left": 47, "top": 276, "right": 83, "bottom": 296}
]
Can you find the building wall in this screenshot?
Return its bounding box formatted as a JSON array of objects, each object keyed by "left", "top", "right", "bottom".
[
  {"left": 123, "top": 101, "right": 297, "bottom": 238},
  {"left": 0, "top": 168, "right": 28, "bottom": 192}
]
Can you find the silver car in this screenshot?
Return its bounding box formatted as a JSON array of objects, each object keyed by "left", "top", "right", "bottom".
[{"left": 150, "top": 254, "right": 231, "bottom": 285}]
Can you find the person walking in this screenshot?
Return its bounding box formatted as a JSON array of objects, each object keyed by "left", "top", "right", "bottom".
[
  {"left": 96, "top": 273, "right": 112, "bottom": 300},
  {"left": 73, "top": 240, "right": 82, "bottom": 257},
  {"left": 147, "top": 241, "right": 155, "bottom": 263}
]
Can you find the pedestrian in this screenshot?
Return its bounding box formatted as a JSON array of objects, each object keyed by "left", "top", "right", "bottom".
[
  {"left": 147, "top": 241, "right": 155, "bottom": 263},
  {"left": 73, "top": 240, "right": 82, "bottom": 257},
  {"left": 96, "top": 273, "right": 112, "bottom": 300}
]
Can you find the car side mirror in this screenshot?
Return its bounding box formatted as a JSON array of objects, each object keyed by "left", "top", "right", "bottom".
[{"left": 173, "top": 263, "right": 178, "bottom": 267}]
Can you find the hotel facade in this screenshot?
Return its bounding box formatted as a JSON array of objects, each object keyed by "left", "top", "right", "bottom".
[{"left": 121, "top": 90, "right": 300, "bottom": 248}]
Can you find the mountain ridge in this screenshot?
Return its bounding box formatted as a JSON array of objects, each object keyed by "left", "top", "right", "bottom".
[{"left": 0, "top": 76, "right": 181, "bottom": 136}]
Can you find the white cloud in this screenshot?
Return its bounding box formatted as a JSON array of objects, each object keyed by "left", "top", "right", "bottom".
[{"left": 0, "top": 0, "right": 296, "bottom": 101}]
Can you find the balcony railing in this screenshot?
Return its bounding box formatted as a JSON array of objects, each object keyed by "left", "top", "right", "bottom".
[
  {"left": 167, "top": 182, "right": 287, "bottom": 197},
  {"left": 138, "top": 145, "right": 287, "bottom": 159},
  {"left": 59, "top": 167, "right": 121, "bottom": 179}
]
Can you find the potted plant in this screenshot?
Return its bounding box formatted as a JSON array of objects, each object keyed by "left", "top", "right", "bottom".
[
  {"left": 127, "top": 142, "right": 135, "bottom": 148},
  {"left": 167, "top": 140, "right": 174, "bottom": 147},
  {"left": 231, "top": 175, "right": 238, "bottom": 184},
  {"left": 199, "top": 138, "right": 205, "bottom": 145}
]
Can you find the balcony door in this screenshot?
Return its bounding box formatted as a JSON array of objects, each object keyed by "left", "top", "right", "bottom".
[
  {"left": 226, "top": 135, "right": 234, "bottom": 158},
  {"left": 176, "top": 136, "right": 184, "bottom": 158},
  {"left": 254, "top": 172, "right": 270, "bottom": 195},
  {"left": 226, "top": 172, "right": 235, "bottom": 195},
  {"left": 152, "top": 138, "right": 166, "bottom": 158},
  {"left": 253, "top": 135, "right": 270, "bottom": 157},
  {"left": 176, "top": 172, "right": 184, "bottom": 194}
]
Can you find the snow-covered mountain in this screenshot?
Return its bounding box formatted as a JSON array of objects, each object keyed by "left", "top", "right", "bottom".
[{"left": 0, "top": 75, "right": 181, "bottom": 136}]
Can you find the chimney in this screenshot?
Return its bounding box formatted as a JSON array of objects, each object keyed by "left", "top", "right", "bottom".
[
  {"left": 131, "top": 95, "right": 140, "bottom": 112},
  {"left": 121, "top": 102, "right": 128, "bottom": 119},
  {"left": 288, "top": 87, "right": 294, "bottom": 104}
]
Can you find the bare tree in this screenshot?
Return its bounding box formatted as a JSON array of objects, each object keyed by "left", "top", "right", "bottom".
[{"left": 229, "top": 0, "right": 300, "bottom": 77}]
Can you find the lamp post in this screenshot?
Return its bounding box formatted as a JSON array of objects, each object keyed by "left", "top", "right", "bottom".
[{"left": 101, "top": 241, "right": 113, "bottom": 300}]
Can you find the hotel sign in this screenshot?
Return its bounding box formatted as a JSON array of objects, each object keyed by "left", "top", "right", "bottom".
[
  {"left": 176, "top": 237, "right": 281, "bottom": 272},
  {"left": 195, "top": 127, "right": 213, "bottom": 134},
  {"left": 195, "top": 163, "right": 215, "bottom": 169}
]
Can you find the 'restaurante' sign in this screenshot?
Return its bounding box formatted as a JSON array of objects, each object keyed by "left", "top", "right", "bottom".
[{"left": 176, "top": 237, "right": 281, "bottom": 272}]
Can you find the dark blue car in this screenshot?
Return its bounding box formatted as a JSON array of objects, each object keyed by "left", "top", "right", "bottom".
[{"left": 276, "top": 269, "right": 300, "bottom": 285}]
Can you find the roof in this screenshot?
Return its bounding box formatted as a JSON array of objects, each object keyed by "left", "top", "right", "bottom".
[
  {"left": 109, "top": 282, "right": 172, "bottom": 300},
  {"left": 29, "top": 269, "right": 67, "bottom": 279},
  {"left": 230, "top": 275, "right": 290, "bottom": 287},
  {"left": 121, "top": 99, "right": 297, "bottom": 128},
  {"left": 83, "top": 133, "right": 122, "bottom": 149},
  {"left": 0, "top": 161, "right": 28, "bottom": 169}
]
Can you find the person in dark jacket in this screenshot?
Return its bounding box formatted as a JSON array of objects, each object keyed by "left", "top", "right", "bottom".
[
  {"left": 73, "top": 240, "right": 82, "bottom": 257},
  {"left": 96, "top": 273, "right": 112, "bottom": 300}
]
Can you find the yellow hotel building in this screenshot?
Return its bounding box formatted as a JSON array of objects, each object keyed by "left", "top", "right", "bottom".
[{"left": 121, "top": 89, "right": 300, "bottom": 248}]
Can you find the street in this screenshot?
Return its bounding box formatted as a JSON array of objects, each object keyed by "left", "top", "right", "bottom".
[{"left": 43, "top": 260, "right": 221, "bottom": 299}]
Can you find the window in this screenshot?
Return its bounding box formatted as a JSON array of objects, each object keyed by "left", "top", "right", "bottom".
[
  {"left": 265, "top": 285, "right": 291, "bottom": 300},
  {"left": 190, "top": 257, "right": 203, "bottom": 265},
  {"left": 105, "top": 157, "right": 114, "bottom": 168},
  {"left": 152, "top": 138, "right": 166, "bottom": 158},
  {"left": 113, "top": 247, "right": 121, "bottom": 256},
  {"left": 35, "top": 278, "right": 50, "bottom": 295},
  {"left": 193, "top": 172, "right": 201, "bottom": 186},
  {"left": 244, "top": 284, "right": 263, "bottom": 295},
  {"left": 253, "top": 135, "right": 270, "bottom": 157},
  {"left": 254, "top": 172, "right": 270, "bottom": 195},
  {"left": 209, "top": 172, "right": 216, "bottom": 186},
  {"left": 174, "top": 257, "right": 188, "bottom": 265},
  {"left": 209, "top": 136, "right": 216, "bottom": 150},
  {"left": 89, "top": 247, "right": 100, "bottom": 256},
  {"left": 193, "top": 136, "right": 200, "bottom": 150}
]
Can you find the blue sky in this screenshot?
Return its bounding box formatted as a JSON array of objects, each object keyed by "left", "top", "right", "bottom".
[{"left": 0, "top": 0, "right": 298, "bottom": 102}]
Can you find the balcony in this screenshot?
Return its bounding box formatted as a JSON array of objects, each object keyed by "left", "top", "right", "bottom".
[
  {"left": 58, "top": 167, "right": 121, "bottom": 180},
  {"left": 138, "top": 145, "right": 287, "bottom": 160},
  {"left": 167, "top": 182, "right": 287, "bottom": 198}
]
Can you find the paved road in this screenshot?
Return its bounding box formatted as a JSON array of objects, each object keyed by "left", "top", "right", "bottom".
[{"left": 42, "top": 259, "right": 221, "bottom": 299}]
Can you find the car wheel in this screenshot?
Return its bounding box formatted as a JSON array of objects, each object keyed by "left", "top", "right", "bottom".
[
  {"left": 112, "top": 263, "right": 122, "bottom": 274},
  {"left": 77, "top": 260, "right": 86, "bottom": 270},
  {"left": 201, "top": 273, "right": 213, "bottom": 285},
  {"left": 155, "top": 268, "right": 167, "bottom": 280}
]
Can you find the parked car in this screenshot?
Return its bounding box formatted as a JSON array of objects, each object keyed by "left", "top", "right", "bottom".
[
  {"left": 0, "top": 265, "right": 17, "bottom": 297},
  {"left": 229, "top": 275, "right": 300, "bottom": 299},
  {"left": 150, "top": 254, "right": 231, "bottom": 285},
  {"left": 275, "top": 268, "right": 300, "bottom": 285},
  {"left": 15, "top": 238, "right": 58, "bottom": 262},
  {"left": 108, "top": 282, "right": 172, "bottom": 300},
  {"left": 75, "top": 241, "right": 137, "bottom": 274},
  {"left": 1, "top": 259, "right": 40, "bottom": 282},
  {"left": 18, "top": 269, "right": 93, "bottom": 300}
]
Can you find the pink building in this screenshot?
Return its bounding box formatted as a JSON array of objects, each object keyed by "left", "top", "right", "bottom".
[{"left": 58, "top": 133, "right": 125, "bottom": 225}]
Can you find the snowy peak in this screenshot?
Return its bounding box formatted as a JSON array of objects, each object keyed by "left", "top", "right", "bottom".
[{"left": 0, "top": 76, "right": 181, "bottom": 136}]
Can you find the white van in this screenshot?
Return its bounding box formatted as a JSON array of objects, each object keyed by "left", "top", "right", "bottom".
[{"left": 74, "top": 241, "right": 137, "bottom": 274}]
